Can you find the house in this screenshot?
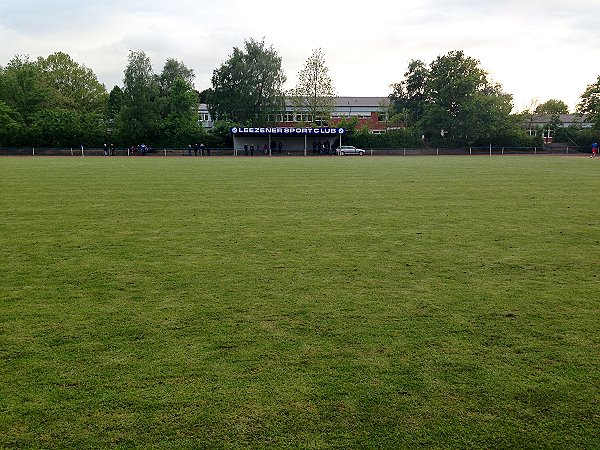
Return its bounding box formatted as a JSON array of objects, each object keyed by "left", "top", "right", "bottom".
[
  {"left": 198, "top": 103, "right": 214, "bottom": 129},
  {"left": 525, "top": 113, "right": 593, "bottom": 143}
]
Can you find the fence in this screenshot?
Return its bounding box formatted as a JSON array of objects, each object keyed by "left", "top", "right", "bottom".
[
  {"left": 367, "top": 146, "right": 585, "bottom": 156},
  {"left": 0, "top": 145, "right": 588, "bottom": 157},
  {"left": 0, "top": 147, "right": 236, "bottom": 157}
]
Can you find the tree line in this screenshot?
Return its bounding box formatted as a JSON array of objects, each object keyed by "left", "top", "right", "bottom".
[{"left": 1, "top": 42, "right": 599, "bottom": 149}]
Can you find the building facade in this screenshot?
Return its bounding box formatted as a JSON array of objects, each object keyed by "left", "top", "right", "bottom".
[{"left": 199, "top": 97, "right": 391, "bottom": 132}]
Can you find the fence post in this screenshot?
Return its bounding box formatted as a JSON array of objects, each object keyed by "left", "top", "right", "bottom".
[
  {"left": 469, "top": 147, "right": 472, "bottom": 156},
  {"left": 566, "top": 146, "right": 569, "bottom": 154},
  {"left": 502, "top": 147, "right": 505, "bottom": 155},
  {"left": 436, "top": 148, "right": 439, "bottom": 156},
  {"left": 404, "top": 148, "right": 406, "bottom": 156},
  {"left": 489, "top": 144, "right": 492, "bottom": 156},
  {"left": 32, "top": 148, "right": 35, "bottom": 156},
  {"left": 534, "top": 147, "right": 537, "bottom": 154}
]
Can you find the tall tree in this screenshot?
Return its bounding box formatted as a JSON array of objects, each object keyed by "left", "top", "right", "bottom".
[
  {"left": 157, "top": 59, "right": 196, "bottom": 121},
  {"left": 0, "top": 55, "right": 50, "bottom": 127},
  {"left": 535, "top": 99, "right": 569, "bottom": 115},
  {"left": 107, "top": 86, "right": 124, "bottom": 121},
  {"left": 577, "top": 75, "right": 600, "bottom": 129},
  {"left": 0, "top": 100, "right": 21, "bottom": 145},
  {"left": 158, "top": 58, "right": 195, "bottom": 94},
  {"left": 389, "top": 59, "right": 428, "bottom": 126},
  {"left": 162, "top": 77, "right": 202, "bottom": 146},
  {"left": 1, "top": 53, "right": 108, "bottom": 146},
  {"left": 118, "top": 50, "right": 161, "bottom": 144},
  {"left": 288, "top": 48, "right": 335, "bottom": 126},
  {"left": 209, "top": 38, "right": 286, "bottom": 125},
  {"left": 390, "top": 50, "right": 522, "bottom": 146},
  {"left": 36, "top": 51, "right": 107, "bottom": 112}
]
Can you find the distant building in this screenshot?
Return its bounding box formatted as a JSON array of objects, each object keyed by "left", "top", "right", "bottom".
[
  {"left": 198, "top": 103, "right": 214, "bottom": 129},
  {"left": 276, "top": 97, "right": 390, "bottom": 133},
  {"left": 199, "top": 97, "right": 391, "bottom": 133},
  {"left": 524, "top": 113, "right": 593, "bottom": 143}
]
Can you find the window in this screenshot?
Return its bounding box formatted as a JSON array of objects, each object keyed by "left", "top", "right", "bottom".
[{"left": 295, "top": 113, "right": 313, "bottom": 122}]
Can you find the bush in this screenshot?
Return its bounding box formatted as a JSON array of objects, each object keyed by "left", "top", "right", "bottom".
[{"left": 345, "top": 127, "right": 421, "bottom": 149}]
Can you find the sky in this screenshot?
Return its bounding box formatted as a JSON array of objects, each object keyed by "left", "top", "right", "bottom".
[{"left": 1, "top": 0, "right": 599, "bottom": 112}]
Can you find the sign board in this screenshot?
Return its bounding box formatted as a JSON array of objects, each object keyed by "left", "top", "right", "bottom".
[{"left": 231, "top": 127, "right": 345, "bottom": 136}]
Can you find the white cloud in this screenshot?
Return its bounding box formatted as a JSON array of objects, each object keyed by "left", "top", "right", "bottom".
[{"left": 1, "top": 0, "right": 599, "bottom": 111}]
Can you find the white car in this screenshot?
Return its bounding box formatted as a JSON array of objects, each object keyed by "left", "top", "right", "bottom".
[{"left": 337, "top": 145, "right": 366, "bottom": 156}]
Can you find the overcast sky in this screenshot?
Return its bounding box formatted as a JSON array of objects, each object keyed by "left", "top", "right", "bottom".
[{"left": 1, "top": 0, "right": 599, "bottom": 112}]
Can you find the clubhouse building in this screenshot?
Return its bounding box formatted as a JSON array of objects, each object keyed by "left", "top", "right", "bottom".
[{"left": 199, "top": 96, "right": 391, "bottom": 133}]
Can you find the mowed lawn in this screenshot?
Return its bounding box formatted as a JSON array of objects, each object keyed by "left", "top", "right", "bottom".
[{"left": 0, "top": 155, "right": 598, "bottom": 448}]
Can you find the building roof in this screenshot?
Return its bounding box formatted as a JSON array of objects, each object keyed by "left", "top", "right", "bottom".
[
  {"left": 283, "top": 96, "right": 390, "bottom": 108},
  {"left": 529, "top": 114, "right": 590, "bottom": 125},
  {"left": 334, "top": 96, "right": 390, "bottom": 108}
]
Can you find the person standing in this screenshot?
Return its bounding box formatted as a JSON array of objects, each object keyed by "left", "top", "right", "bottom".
[{"left": 592, "top": 142, "right": 598, "bottom": 158}]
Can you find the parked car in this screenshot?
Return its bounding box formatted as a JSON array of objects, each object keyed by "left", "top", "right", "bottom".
[{"left": 337, "top": 145, "right": 366, "bottom": 156}]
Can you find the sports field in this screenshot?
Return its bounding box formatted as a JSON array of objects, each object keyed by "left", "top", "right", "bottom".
[{"left": 1, "top": 156, "right": 598, "bottom": 448}]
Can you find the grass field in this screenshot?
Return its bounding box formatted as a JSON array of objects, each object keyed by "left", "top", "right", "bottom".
[{"left": 0, "top": 156, "right": 598, "bottom": 448}]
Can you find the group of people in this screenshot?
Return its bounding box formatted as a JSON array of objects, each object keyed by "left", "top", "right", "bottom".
[
  {"left": 312, "top": 140, "right": 337, "bottom": 155},
  {"left": 102, "top": 143, "right": 116, "bottom": 156},
  {"left": 243, "top": 140, "right": 283, "bottom": 156},
  {"left": 188, "top": 143, "right": 209, "bottom": 156},
  {"left": 128, "top": 144, "right": 151, "bottom": 155}
]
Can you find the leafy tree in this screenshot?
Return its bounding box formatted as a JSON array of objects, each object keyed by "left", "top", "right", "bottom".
[
  {"left": 288, "top": 48, "right": 336, "bottom": 126},
  {"left": 118, "top": 50, "right": 161, "bottom": 144},
  {"left": 577, "top": 75, "right": 600, "bottom": 129},
  {"left": 0, "top": 100, "right": 22, "bottom": 145},
  {"left": 346, "top": 127, "right": 420, "bottom": 149},
  {"left": 36, "top": 51, "right": 107, "bottom": 112},
  {"left": 33, "top": 52, "right": 108, "bottom": 146},
  {"left": 107, "top": 86, "right": 124, "bottom": 118},
  {"left": 535, "top": 99, "right": 569, "bottom": 115},
  {"left": 0, "top": 53, "right": 108, "bottom": 146},
  {"left": 205, "top": 119, "right": 235, "bottom": 148},
  {"left": 390, "top": 50, "right": 527, "bottom": 146},
  {"left": 29, "top": 109, "right": 80, "bottom": 147},
  {"left": 104, "top": 86, "right": 124, "bottom": 144},
  {"left": 162, "top": 77, "right": 202, "bottom": 147},
  {"left": 555, "top": 127, "right": 599, "bottom": 148},
  {"left": 389, "top": 59, "right": 428, "bottom": 126},
  {"left": 156, "top": 59, "right": 200, "bottom": 146},
  {"left": 158, "top": 58, "right": 194, "bottom": 94},
  {"left": 209, "top": 38, "right": 286, "bottom": 125},
  {"left": 0, "top": 55, "right": 50, "bottom": 127},
  {"left": 198, "top": 88, "right": 211, "bottom": 104}
]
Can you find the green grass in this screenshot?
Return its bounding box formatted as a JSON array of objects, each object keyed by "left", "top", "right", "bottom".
[{"left": 0, "top": 156, "right": 598, "bottom": 448}]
